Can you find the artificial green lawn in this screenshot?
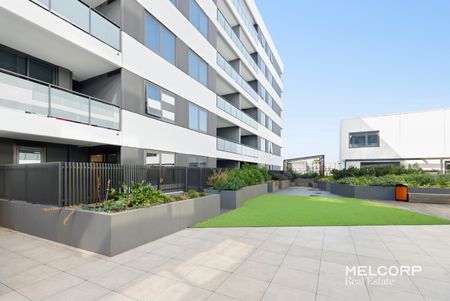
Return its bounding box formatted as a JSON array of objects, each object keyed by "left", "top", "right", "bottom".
[{"left": 194, "top": 194, "right": 450, "bottom": 227}]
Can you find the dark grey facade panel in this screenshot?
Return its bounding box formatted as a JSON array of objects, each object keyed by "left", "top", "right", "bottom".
[
  {"left": 241, "top": 135, "right": 258, "bottom": 148},
  {"left": 96, "top": 0, "right": 122, "bottom": 27},
  {"left": 175, "top": 38, "right": 189, "bottom": 73},
  {"left": 122, "top": 0, "right": 145, "bottom": 43},
  {"left": 75, "top": 69, "right": 122, "bottom": 106},
  {"left": 217, "top": 127, "right": 240, "bottom": 143},
  {"left": 58, "top": 67, "right": 72, "bottom": 90},
  {"left": 122, "top": 69, "right": 145, "bottom": 114},
  {"left": 207, "top": 66, "right": 217, "bottom": 93}
]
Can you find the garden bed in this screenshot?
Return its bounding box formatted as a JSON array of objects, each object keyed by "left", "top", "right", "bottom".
[
  {"left": 205, "top": 183, "right": 268, "bottom": 209},
  {"left": 267, "top": 180, "right": 279, "bottom": 193},
  {"left": 319, "top": 181, "right": 450, "bottom": 201},
  {"left": 279, "top": 180, "right": 291, "bottom": 190},
  {"left": 0, "top": 194, "right": 220, "bottom": 256}
]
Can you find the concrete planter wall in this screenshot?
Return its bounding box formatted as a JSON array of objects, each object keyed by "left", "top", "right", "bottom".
[
  {"left": 294, "top": 178, "right": 315, "bottom": 187},
  {"left": 329, "top": 183, "right": 355, "bottom": 197},
  {"left": 318, "top": 181, "right": 331, "bottom": 191},
  {"left": 279, "top": 180, "right": 291, "bottom": 190},
  {"left": 205, "top": 183, "right": 268, "bottom": 209},
  {"left": 354, "top": 186, "right": 395, "bottom": 200},
  {"left": 268, "top": 181, "right": 279, "bottom": 193},
  {"left": 410, "top": 188, "right": 450, "bottom": 194},
  {"left": 0, "top": 195, "right": 220, "bottom": 256}
]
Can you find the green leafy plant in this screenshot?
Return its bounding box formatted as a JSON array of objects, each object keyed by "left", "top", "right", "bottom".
[
  {"left": 82, "top": 183, "right": 205, "bottom": 213},
  {"left": 208, "top": 164, "right": 271, "bottom": 191}
]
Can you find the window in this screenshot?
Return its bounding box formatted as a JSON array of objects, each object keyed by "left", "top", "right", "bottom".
[
  {"left": 268, "top": 118, "right": 273, "bottom": 131},
  {"left": 170, "top": 0, "right": 176, "bottom": 5},
  {"left": 188, "top": 156, "right": 208, "bottom": 167},
  {"left": 15, "top": 146, "right": 45, "bottom": 164},
  {"left": 260, "top": 138, "right": 266, "bottom": 152},
  {"left": 189, "top": 50, "right": 207, "bottom": 85},
  {"left": 146, "top": 152, "right": 175, "bottom": 165},
  {"left": 189, "top": 0, "right": 208, "bottom": 38},
  {"left": 146, "top": 82, "right": 162, "bottom": 117},
  {"left": 0, "top": 46, "right": 56, "bottom": 84},
  {"left": 268, "top": 141, "right": 274, "bottom": 154},
  {"left": 349, "top": 131, "right": 380, "bottom": 148},
  {"left": 260, "top": 111, "right": 266, "bottom": 127},
  {"left": 189, "top": 103, "right": 207, "bottom": 133},
  {"left": 145, "top": 13, "right": 175, "bottom": 64}
]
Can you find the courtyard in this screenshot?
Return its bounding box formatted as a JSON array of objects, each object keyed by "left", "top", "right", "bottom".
[{"left": 1, "top": 188, "right": 450, "bottom": 300}]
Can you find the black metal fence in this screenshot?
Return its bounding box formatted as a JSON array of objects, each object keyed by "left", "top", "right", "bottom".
[{"left": 0, "top": 163, "right": 223, "bottom": 207}]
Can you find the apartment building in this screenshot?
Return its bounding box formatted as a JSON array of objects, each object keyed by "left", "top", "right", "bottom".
[
  {"left": 0, "top": 0, "right": 284, "bottom": 169},
  {"left": 340, "top": 108, "right": 450, "bottom": 173}
]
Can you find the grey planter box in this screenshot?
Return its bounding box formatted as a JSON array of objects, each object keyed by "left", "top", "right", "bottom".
[
  {"left": 0, "top": 194, "right": 220, "bottom": 256},
  {"left": 268, "top": 181, "right": 279, "bottom": 193},
  {"left": 279, "top": 180, "right": 291, "bottom": 190},
  {"left": 205, "top": 183, "right": 268, "bottom": 209},
  {"left": 318, "top": 181, "right": 331, "bottom": 191},
  {"left": 410, "top": 187, "right": 450, "bottom": 194},
  {"left": 294, "top": 178, "right": 315, "bottom": 187},
  {"left": 354, "top": 186, "right": 395, "bottom": 200},
  {"left": 329, "top": 183, "right": 355, "bottom": 197}
]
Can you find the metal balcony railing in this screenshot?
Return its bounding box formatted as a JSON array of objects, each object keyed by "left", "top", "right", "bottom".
[
  {"left": 217, "top": 137, "right": 258, "bottom": 158},
  {"left": 216, "top": 96, "right": 258, "bottom": 129},
  {"left": 217, "top": 54, "right": 258, "bottom": 101},
  {"left": 230, "top": 0, "right": 259, "bottom": 43},
  {"left": 0, "top": 69, "right": 121, "bottom": 130},
  {"left": 217, "top": 10, "right": 257, "bottom": 72},
  {"left": 31, "top": 0, "right": 121, "bottom": 50}
]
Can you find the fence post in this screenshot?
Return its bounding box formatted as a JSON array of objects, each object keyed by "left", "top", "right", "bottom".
[
  {"left": 58, "top": 162, "right": 63, "bottom": 207},
  {"left": 200, "top": 168, "right": 203, "bottom": 192},
  {"left": 185, "top": 167, "right": 188, "bottom": 192}
]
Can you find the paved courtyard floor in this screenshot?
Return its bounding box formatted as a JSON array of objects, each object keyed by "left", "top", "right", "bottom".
[{"left": 1, "top": 223, "right": 450, "bottom": 301}]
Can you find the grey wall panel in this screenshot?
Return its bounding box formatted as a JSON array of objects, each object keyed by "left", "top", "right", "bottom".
[
  {"left": 95, "top": 0, "right": 122, "bottom": 27},
  {"left": 217, "top": 127, "right": 240, "bottom": 143},
  {"left": 178, "top": 0, "right": 189, "bottom": 18},
  {"left": 121, "top": 146, "right": 145, "bottom": 165},
  {"left": 175, "top": 95, "right": 189, "bottom": 129},
  {"left": 75, "top": 70, "right": 122, "bottom": 106},
  {"left": 0, "top": 140, "right": 14, "bottom": 164},
  {"left": 208, "top": 111, "right": 217, "bottom": 136},
  {"left": 58, "top": 67, "right": 72, "bottom": 90},
  {"left": 176, "top": 39, "right": 189, "bottom": 74},
  {"left": 122, "top": 69, "right": 145, "bottom": 114},
  {"left": 243, "top": 107, "right": 258, "bottom": 120},
  {"left": 208, "top": 20, "right": 217, "bottom": 47},
  {"left": 122, "top": 0, "right": 145, "bottom": 43},
  {"left": 241, "top": 135, "right": 257, "bottom": 148},
  {"left": 207, "top": 66, "right": 217, "bottom": 93}
]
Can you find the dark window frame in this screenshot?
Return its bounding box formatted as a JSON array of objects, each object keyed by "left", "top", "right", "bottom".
[{"left": 349, "top": 131, "right": 380, "bottom": 148}]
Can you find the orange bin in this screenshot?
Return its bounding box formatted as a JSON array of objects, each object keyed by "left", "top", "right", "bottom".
[{"left": 395, "top": 184, "right": 409, "bottom": 202}]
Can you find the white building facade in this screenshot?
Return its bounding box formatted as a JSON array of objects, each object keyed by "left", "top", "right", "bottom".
[
  {"left": 0, "top": 0, "right": 284, "bottom": 169},
  {"left": 340, "top": 109, "right": 450, "bottom": 173}
]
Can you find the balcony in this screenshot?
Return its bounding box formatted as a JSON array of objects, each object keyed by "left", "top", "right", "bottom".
[
  {"left": 216, "top": 96, "right": 258, "bottom": 129},
  {"left": 0, "top": 69, "right": 120, "bottom": 131},
  {"left": 217, "top": 10, "right": 257, "bottom": 72},
  {"left": 31, "top": 0, "right": 120, "bottom": 50},
  {"left": 217, "top": 137, "right": 258, "bottom": 158},
  {"left": 217, "top": 54, "right": 258, "bottom": 101},
  {"left": 230, "top": 0, "right": 258, "bottom": 44}
]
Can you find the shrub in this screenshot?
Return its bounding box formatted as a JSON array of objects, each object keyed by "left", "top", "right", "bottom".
[
  {"left": 208, "top": 164, "right": 270, "bottom": 191},
  {"left": 296, "top": 172, "right": 319, "bottom": 179},
  {"left": 82, "top": 183, "right": 205, "bottom": 213},
  {"left": 331, "top": 164, "right": 423, "bottom": 180},
  {"left": 335, "top": 174, "right": 450, "bottom": 188}
]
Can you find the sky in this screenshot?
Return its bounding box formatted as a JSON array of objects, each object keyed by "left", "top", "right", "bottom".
[{"left": 256, "top": 0, "right": 450, "bottom": 162}]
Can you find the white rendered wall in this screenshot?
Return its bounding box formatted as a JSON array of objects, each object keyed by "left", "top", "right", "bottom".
[{"left": 340, "top": 109, "right": 450, "bottom": 166}]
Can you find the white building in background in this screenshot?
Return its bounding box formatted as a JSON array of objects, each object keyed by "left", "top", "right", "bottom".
[
  {"left": 340, "top": 108, "right": 450, "bottom": 173},
  {"left": 0, "top": 0, "right": 284, "bottom": 169}
]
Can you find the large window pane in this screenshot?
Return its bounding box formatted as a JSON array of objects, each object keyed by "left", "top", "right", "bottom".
[
  {"left": 161, "top": 27, "right": 175, "bottom": 64},
  {"left": 189, "top": 51, "right": 198, "bottom": 79},
  {"left": 367, "top": 133, "right": 379, "bottom": 147},
  {"left": 199, "top": 62, "right": 207, "bottom": 85},
  {"left": 146, "top": 82, "right": 162, "bottom": 117},
  {"left": 199, "top": 109, "right": 207, "bottom": 132},
  {"left": 189, "top": 0, "right": 208, "bottom": 38},
  {"left": 29, "top": 59, "right": 55, "bottom": 84},
  {"left": 189, "top": 103, "right": 199, "bottom": 130},
  {"left": 145, "top": 14, "right": 160, "bottom": 51},
  {"left": 189, "top": 50, "right": 207, "bottom": 85}
]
